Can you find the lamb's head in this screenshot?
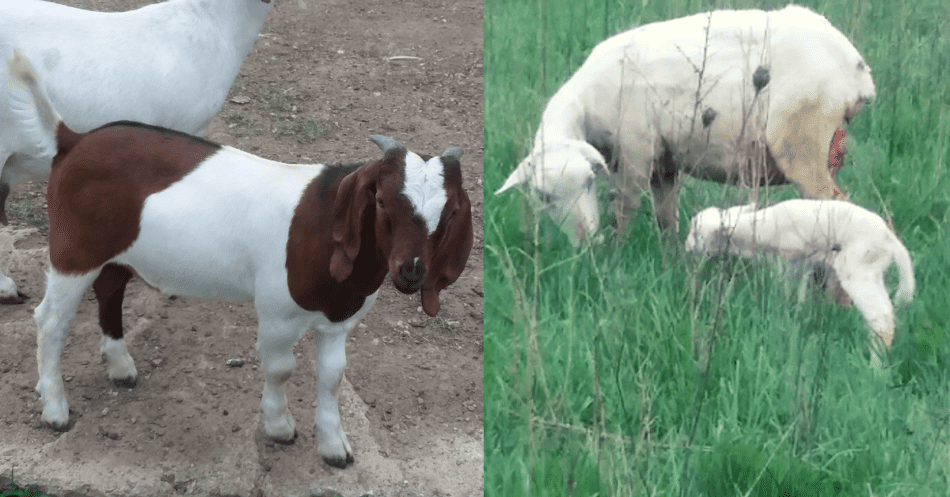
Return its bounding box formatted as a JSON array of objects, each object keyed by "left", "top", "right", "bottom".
[
  {"left": 685, "top": 204, "right": 755, "bottom": 255},
  {"left": 334, "top": 135, "right": 472, "bottom": 318},
  {"left": 496, "top": 139, "right": 608, "bottom": 247}
]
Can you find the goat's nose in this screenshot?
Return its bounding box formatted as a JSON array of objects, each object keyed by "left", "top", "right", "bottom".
[{"left": 399, "top": 257, "right": 425, "bottom": 284}]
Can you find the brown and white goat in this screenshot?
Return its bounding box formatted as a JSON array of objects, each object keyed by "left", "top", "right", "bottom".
[{"left": 9, "top": 52, "right": 473, "bottom": 468}]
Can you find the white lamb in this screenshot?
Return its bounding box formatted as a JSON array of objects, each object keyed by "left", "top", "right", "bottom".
[
  {"left": 0, "top": 0, "right": 281, "bottom": 303},
  {"left": 686, "top": 199, "right": 914, "bottom": 368},
  {"left": 497, "top": 5, "right": 875, "bottom": 247}
]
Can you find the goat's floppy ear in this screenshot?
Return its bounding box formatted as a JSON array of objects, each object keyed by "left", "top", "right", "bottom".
[
  {"left": 329, "top": 167, "right": 374, "bottom": 282},
  {"left": 421, "top": 155, "right": 473, "bottom": 317}
]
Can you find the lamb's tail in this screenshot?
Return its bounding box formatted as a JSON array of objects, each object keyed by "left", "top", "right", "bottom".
[
  {"left": 891, "top": 236, "right": 915, "bottom": 306},
  {"left": 7, "top": 50, "right": 79, "bottom": 159}
]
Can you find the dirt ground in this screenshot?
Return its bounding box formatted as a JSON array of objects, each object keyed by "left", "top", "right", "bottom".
[{"left": 0, "top": 0, "right": 484, "bottom": 496}]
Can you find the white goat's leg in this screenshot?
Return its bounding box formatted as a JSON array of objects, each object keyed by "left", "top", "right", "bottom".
[
  {"left": 93, "top": 264, "right": 137, "bottom": 386},
  {"left": 0, "top": 269, "right": 25, "bottom": 304},
  {"left": 837, "top": 275, "right": 895, "bottom": 369},
  {"left": 100, "top": 336, "right": 137, "bottom": 386},
  {"left": 0, "top": 178, "right": 29, "bottom": 305},
  {"left": 33, "top": 269, "right": 100, "bottom": 429},
  {"left": 313, "top": 323, "right": 353, "bottom": 468},
  {"left": 256, "top": 319, "right": 301, "bottom": 443}
]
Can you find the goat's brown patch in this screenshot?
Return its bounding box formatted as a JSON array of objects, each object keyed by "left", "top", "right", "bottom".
[
  {"left": 286, "top": 147, "right": 469, "bottom": 322},
  {"left": 286, "top": 158, "right": 392, "bottom": 323},
  {"left": 47, "top": 121, "right": 221, "bottom": 274}
]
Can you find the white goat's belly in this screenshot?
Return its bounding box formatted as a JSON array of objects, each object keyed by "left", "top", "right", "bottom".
[
  {"left": 110, "top": 148, "right": 321, "bottom": 302},
  {"left": 116, "top": 248, "right": 257, "bottom": 301}
]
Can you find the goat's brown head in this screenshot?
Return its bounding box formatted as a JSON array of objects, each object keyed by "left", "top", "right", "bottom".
[{"left": 329, "top": 135, "right": 473, "bottom": 317}]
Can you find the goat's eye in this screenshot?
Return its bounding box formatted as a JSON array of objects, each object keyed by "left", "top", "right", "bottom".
[{"left": 376, "top": 197, "right": 385, "bottom": 210}]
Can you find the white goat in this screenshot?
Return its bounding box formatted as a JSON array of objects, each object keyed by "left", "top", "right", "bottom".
[
  {"left": 497, "top": 5, "right": 875, "bottom": 246},
  {"left": 0, "top": 0, "right": 279, "bottom": 304},
  {"left": 686, "top": 199, "right": 914, "bottom": 368},
  {"left": 10, "top": 52, "right": 474, "bottom": 468}
]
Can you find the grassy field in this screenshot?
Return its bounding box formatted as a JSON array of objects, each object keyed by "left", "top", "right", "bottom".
[{"left": 484, "top": 0, "right": 950, "bottom": 495}]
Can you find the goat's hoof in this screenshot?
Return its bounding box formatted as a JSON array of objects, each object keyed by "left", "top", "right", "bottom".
[
  {"left": 323, "top": 452, "right": 355, "bottom": 469},
  {"left": 0, "top": 291, "right": 29, "bottom": 305},
  {"left": 272, "top": 430, "right": 298, "bottom": 445},
  {"left": 41, "top": 410, "right": 71, "bottom": 432},
  {"left": 111, "top": 377, "right": 138, "bottom": 389},
  {"left": 46, "top": 419, "right": 73, "bottom": 432}
]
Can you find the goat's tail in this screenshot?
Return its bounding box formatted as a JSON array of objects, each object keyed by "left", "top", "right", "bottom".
[
  {"left": 7, "top": 50, "right": 80, "bottom": 159},
  {"left": 891, "top": 236, "right": 915, "bottom": 306}
]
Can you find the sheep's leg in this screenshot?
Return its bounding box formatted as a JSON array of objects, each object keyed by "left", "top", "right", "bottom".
[
  {"left": 256, "top": 319, "right": 300, "bottom": 443},
  {"left": 34, "top": 269, "right": 101, "bottom": 429},
  {"left": 313, "top": 323, "right": 354, "bottom": 468},
  {"left": 92, "top": 263, "right": 137, "bottom": 387},
  {"left": 650, "top": 172, "right": 681, "bottom": 235},
  {"left": 769, "top": 118, "right": 847, "bottom": 200},
  {"left": 613, "top": 155, "right": 649, "bottom": 240},
  {"left": 836, "top": 275, "right": 895, "bottom": 369}
]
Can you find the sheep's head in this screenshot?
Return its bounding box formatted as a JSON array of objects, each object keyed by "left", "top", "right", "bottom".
[
  {"left": 496, "top": 139, "right": 608, "bottom": 247},
  {"left": 351, "top": 135, "right": 472, "bottom": 317}
]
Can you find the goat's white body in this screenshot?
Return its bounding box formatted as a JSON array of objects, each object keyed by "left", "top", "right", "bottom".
[
  {"left": 0, "top": 0, "right": 272, "bottom": 299},
  {"left": 686, "top": 199, "right": 914, "bottom": 367},
  {"left": 118, "top": 148, "right": 319, "bottom": 300},
  {"left": 498, "top": 5, "right": 875, "bottom": 246}
]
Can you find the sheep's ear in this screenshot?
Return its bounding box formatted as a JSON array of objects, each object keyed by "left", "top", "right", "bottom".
[
  {"left": 329, "top": 168, "right": 374, "bottom": 282},
  {"left": 421, "top": 167, "right": 474, "bottom": 317},
  {"left": 495, "top": 156, "right": 534, "bottom": 195}
]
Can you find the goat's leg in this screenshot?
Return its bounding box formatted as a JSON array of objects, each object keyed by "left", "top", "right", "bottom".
[
  {"left": 0, "top": 180, "right": 10, "bottom": 225},
  {"left": 837, "top": 275, "right": 895, "bottom": 369},
  {"left": 256, "top": 318, "right": 301, "bottom": 443},
  {"left": 313, "top": 323, "right": 353, "bottom": 468},
  {"left": 34, "top": 269, "right": 101, "bottom": 429},
  {"left": 0, "top": 178, "right": 29, "bottom": 305},
  {"left": 93, "top": 263, "right": 137, "bottom": 387}
]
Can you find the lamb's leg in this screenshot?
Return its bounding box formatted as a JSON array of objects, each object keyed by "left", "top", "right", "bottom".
[
  {"left": 313, "top": 323, "right": 353, "bottom": 468},
  {"left": 92, "top": 263, "right": 137, "bottom": 387},
  {"left": 34, "top": 269, "right": 101, "bottom": 429},
  {"left": 837, "top": 275, "right": 895, "bottom": 369}
]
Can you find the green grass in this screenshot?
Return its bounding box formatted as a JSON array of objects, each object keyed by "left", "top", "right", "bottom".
[
  {"left": 5, "top": 199, "right": 48, "bottom": 231},
  {"left": 0, "top": 471, "right": 53, "bottom": 497},
  {"left": 484, "top": 0, "right": 950, "bottom": 495}
]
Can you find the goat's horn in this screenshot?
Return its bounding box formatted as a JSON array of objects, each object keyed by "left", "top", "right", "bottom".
[
  {"left": 441, "top": 146, "right": 463, "bottom": 160},
  {"left": 370, "top": 135, "right": 404, "bottom": 152}
]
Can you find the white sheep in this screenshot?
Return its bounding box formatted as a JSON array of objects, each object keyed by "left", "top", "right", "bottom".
[
  {"left": 686, "top": 199, "right": 914, "bottom": 368},
  {"left": 0, "top": 0, "right": 281, "bottom": 304},
  {"left": 9, "top": 51, "right": 474, "bottom": 468},
  {"left": 497, "top": 5, "right": 875, "bottom": 246}
]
